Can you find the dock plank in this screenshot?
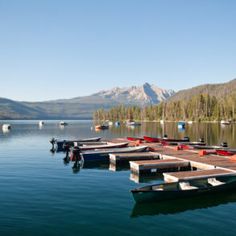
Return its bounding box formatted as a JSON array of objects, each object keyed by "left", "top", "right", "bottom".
[{"left": 163, "top": 169, "right": 235, "bottom": 182}]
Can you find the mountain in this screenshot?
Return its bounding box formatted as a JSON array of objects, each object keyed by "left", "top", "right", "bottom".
[
  {"left": 0, "top": 83, "right": 174, "bottom": 119},
  {"left": 64, "top": 82, "right": 175, "bottom": 106},
  {"left": 169, "top": 79, "right": 236, "bottom": 102}
]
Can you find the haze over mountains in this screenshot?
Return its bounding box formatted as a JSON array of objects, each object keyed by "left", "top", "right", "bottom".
[{"left": 0, "top": 83, "right": 174, "bottom": 119}]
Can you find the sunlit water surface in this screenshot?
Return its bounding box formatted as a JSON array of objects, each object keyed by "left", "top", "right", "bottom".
[{"left": 1, "top": 120, "right": 236, "bottom": 236}]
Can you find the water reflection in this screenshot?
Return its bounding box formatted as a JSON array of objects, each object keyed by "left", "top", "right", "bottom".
[{"left": 131, "top": 192, "right": 236, "bottom": 217}]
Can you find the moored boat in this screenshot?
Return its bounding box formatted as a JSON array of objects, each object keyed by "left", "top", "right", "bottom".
[
  {"left": 127, "top": 137, "right": 144, "bottom": 142},
  {"left": 177, "top": 121, "right": 186, "bottom": 129},
  {"left": 143, "top": 135, "right": 190, "bottom": 143},
  {"left": 126, "top": 121, "right": 141, "bottom": 126},
  {"left": 131, "top": 176, "right": 236, "bottom": 203},
  {"left": 71, "top": 146, "right": 148, "bottom": 163},
  {"left": 50, "top": 137, "right": 102, "bottom": 151},
  {"left": 77, "top": 142, "right": 129, "bottom": 151},
  {"left": 60, "top": 121, "right": 68, "bottom": 126},
  {"left": 143, "top": 136, "right": 161, "bottom": 143},
  {"left": 95, "top": 124, "right": 109, "bottom": 130},
  {"left": 216, "top": 149, "right": 236, "bottom": 156},
  {"left": 221, "top": 120, "right": 231, "bottom": 125},
  {"left": 2, "top": 124, "right": 11, "bottom": 132}
]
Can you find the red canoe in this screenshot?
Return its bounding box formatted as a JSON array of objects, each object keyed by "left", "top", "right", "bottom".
[
  {"left": 216, "top": 149, "right": 236, "bottom": 156},
  {"left": 143, "top": 135, "right": 190, "bottom": 143},
  {"left": 143, "top": 136, "right": 161, "bottom": 143},
  {"left": 127, "top": 137, "right": 144, "bottom": 142}
]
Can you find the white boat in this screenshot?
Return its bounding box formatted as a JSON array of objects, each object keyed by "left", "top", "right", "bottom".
[
  {"left": 39, "top": 121, "right": 44, "bottom": 126},
  {"left": 160, "top": 120, "right": 164, "bottom": 124},
  {"left": 2, "top": 124, "right": 11, "bottom": 132},
  {"left": 221, "top": 120, "right": 231, "bottom": 125},
  {"left": 126, "top": 121, "right": 141, "bottom": 126},
  {"left": 178, "top": 121, "right": 186, "bottom": 129},
  {"left": 60, "top": 121, "right": 68, "bottom": 126}
]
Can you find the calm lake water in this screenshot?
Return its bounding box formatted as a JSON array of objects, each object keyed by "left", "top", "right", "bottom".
[{"left": 1, "top": 120, "right": 236, "bottom": 236}]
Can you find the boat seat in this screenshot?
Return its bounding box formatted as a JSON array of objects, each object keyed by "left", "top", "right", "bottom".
[
  {"left": 207, "top": 178, "right": 225, "bottom": 186},
  {"left": 179, "top": 182, "right": 198, "bottom": 190}
]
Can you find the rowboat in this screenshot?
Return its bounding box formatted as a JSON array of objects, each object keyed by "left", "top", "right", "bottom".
[
  {"left": 71, "top": 146, "right": 148, "bottom": 163},
  {"left": 50, "top": 137, "right": 102, "bottom": 151},
  {"left": 131, "top": 176, "right": 236, "bottom": 203},
  {"left": 77, "top": 142, "right": 129, "bottom": 151}
]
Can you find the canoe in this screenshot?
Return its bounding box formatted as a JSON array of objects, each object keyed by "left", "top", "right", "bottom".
[
  {"left": 143, "top": 136, "right": 161, "bottom": 143},
  {"left": 131, "top": 176, "right": 236, "bottom": 203},
  {"left": 71, "top": 146, "right": 148, "bottom": 163},
  {"left": 216, "top": 149, "right": 236, "bottom": 156},
  {"left": 143, "top": 136, "right": 190, "bottom": 143},
  {"left": 193, "top": 145, "right": 227, "bottom": 150},
  {"left": 127, "top": 137, "right": 144, "bottom": 142},
  {"left": 162, "top": 141, "right": 206, "bottom": 146},
  {"left": 78, "top": 142, "right": 129, "bottom": 151}
]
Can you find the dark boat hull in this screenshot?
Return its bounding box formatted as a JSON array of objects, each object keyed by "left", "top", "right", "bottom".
[
  {"left": 131, "top": 177, "right": 236, "bottom": 203},
  {"left": 81, "top": 146, "right": 148, "bottom": 163}
]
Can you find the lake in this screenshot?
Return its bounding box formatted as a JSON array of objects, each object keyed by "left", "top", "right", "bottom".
[{"left": 1, "top": 120, "right": 236, "bottom": 236}]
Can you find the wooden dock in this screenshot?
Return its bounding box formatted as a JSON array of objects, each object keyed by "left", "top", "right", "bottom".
[
  {"left": 163, "top": 169, "right": 234, "bottom": 182},
  {"left": 111, "top": 138, "right": 236, "bottom": 181},
  {"left": 129, "top": 159, "right": 191, "bottom": 175},
  {"left": 109, "top": 152, "right": 160, "bottom": 165}
]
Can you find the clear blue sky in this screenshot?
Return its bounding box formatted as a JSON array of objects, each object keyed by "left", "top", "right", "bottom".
[{"left": 0, "top": 0, "right": 236, "bottom": 101}]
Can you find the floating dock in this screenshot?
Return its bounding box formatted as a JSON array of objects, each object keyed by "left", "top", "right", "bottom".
[
  {"left": 163, "top": 169, "right": 235, "bottom": 182},
  {"left": 109, "top": 152, "right": 160, "bottom": 165},
  {"left": 130, "top": 159, "right": 191, "bottom": 175},
  {"left": 106, "top": 138, "right": 236, "bottom": 182}
]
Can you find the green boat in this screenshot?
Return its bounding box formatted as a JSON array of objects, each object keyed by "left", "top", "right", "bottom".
[{"left": 131, "top": 176, "right": 236, "bottom": 203}]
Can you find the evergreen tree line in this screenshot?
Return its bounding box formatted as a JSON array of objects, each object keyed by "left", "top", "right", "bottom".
[{"left": 93, "top": 93, "right": 236, "bottom": 122}]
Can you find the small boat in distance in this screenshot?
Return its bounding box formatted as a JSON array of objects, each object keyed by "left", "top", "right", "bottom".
[
  {"left": 178, "top": 121, "right": 186, "bottom": 129},
  {"left": 126, "top": 120, "right": 141, "bottom": 126},
  {"left": 131, "top": 176, "right": 236, "bottom": 203},
  {"left": 95, "top": 124, "right": 109, "bottom": 130},
  {"left": 221, "top": 120, "right": 231, "bottom": 125},
  {"left": 60, "top": 121, "right": 68, "bottom": 126},
  {"left": 39, "top": 121, "right": 44, "bottom": 126},
  {"left": 2, "top": 124, "right": 11, "bottom": 132}
]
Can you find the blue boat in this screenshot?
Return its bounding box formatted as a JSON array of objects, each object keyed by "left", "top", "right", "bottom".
[
  {"left": 177, "top": 121, "right": 186, "bottom": 129},
  {"left": 73, "top": 146, "right": 148, "bottom": 163}
]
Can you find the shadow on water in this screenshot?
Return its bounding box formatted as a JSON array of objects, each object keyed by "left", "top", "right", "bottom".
[{"left": 131, "top": 191, "right": 236, "bottom": 217}]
